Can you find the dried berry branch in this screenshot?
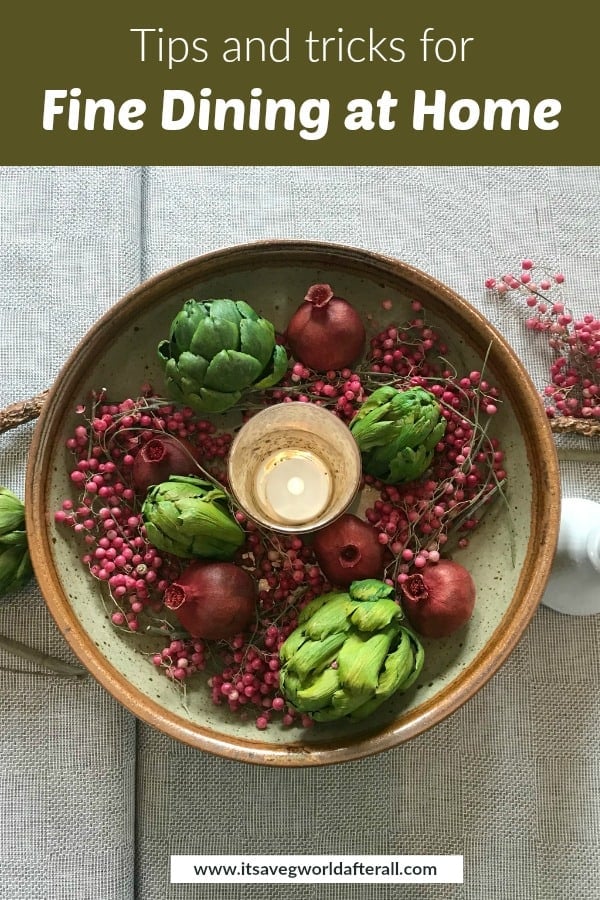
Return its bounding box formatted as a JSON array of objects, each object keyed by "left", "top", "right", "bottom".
[{"left": 486, "top": 261, "right": 600, "bottom": 434}]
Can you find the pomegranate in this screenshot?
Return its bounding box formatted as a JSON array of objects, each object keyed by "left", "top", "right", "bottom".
[
  {"left": 286, "top": 283, "right": 366, "bottom": 371},
  {"left": 400, "top": 559, "right": 476, "bottom": 638},
  {"left": 132, "top": 435, "right": 201, "bottom": 494},
  {"left": 164, "top": 561, "right": 257, "bottom": 640},
  {"left": 312, "top": 513, "right": 385, "bottom": 587}
]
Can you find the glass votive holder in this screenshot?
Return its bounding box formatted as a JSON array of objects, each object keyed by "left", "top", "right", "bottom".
[{"left": 227, "top": 402, "right": 362, "bottom": 534}]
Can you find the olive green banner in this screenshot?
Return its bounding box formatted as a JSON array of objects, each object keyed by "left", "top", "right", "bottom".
[{"left": 2, "top": 1, "right": 595, "bottom": 164}]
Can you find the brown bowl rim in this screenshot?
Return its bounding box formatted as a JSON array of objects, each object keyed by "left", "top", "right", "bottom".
[{"left": 26, "top": 239, "right": 560, "bottom": 767}]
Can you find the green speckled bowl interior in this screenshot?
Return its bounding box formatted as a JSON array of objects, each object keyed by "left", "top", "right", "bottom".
[{"left": 26, "top": 241, "right": 560, "bottom": 766}]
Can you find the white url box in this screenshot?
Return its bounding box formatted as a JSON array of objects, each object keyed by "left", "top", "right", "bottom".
[{"left": 171, "top": 854, "right": 464, "bottom": 884}]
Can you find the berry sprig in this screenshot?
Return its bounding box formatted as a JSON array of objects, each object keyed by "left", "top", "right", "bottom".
[
  {"left": 55, "top": 393, "right": 233, "bottom": 634},
  {"left": 485, "top": 261, "right": 600, "bottom": 427}
]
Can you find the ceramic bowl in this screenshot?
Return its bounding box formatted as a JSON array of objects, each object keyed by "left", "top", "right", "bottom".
[{"left": 26, "top": 240, "right": 560, "bottom": 766}]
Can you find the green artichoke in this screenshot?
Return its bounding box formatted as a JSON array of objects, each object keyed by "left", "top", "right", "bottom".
[
  {"left": 0, "top": 487, "right": 33, "bottom": 599},
  {"left": 158, "top": 298, "right": 288, "bottom": 413},
  {"left": 279, "top": 579, "right": 424, "bottom": 722},
  {"left": 141, "top": 475, "right": 244, "bottom": 560},
  {"left": 350, "top": 386, "right": 446, "bottom": 483}
]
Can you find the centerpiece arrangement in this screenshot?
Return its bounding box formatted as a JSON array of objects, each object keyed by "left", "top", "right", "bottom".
[{"left": 54, "top": 280, "right": 507, "bottom": 731}]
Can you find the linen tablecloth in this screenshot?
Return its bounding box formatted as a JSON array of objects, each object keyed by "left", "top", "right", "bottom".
[{"left": 1, "top": 167, "right": 599, "bottom": 899}]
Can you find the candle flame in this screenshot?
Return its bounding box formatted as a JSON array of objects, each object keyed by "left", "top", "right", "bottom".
[{"left": 287, "top": 476, "right": 305, "bottom": 496}]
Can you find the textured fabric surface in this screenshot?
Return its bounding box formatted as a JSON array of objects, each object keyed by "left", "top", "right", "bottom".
[
  {"left": 1, "top": 167, "right": 599, "bottom": 899},
  {"left": 0, "top": 168, "right": 140, "bottom": 900}
]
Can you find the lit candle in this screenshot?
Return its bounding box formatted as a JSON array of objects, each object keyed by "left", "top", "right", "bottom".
[
  {"left": 254, "top": 449, "right": 332, "bottom": 525},
  {"left": 227, "top": 401, "right": 362, "bottom": 534}
]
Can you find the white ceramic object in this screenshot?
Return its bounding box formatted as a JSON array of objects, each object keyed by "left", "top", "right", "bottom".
[{"left": 541, "top": 498, "right": 600, "bottom": 616}]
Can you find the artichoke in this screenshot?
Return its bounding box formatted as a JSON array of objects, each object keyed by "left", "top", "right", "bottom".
[
  {"left": 141, "top": 475, "right": 244, "bottom": 560},
  {"left": 279, "top": 579, "right": 424, "bottom": 722},
  {"left": 350, "top": 386, "right": 446, "bottom": 483},
  {"left": 158, "top": 298, "right": 288, "bottom": 413},
  {"left": 0, "top": 487, "right": 33, "bottom": 599}
]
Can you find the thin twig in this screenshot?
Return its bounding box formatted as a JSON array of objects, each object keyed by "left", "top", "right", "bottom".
[
  {"left": 0, "top": 634, "right": 87, "bottom": 678},
  {"left": 0, "top": 664, "right": 85, "bottom": 680}
]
